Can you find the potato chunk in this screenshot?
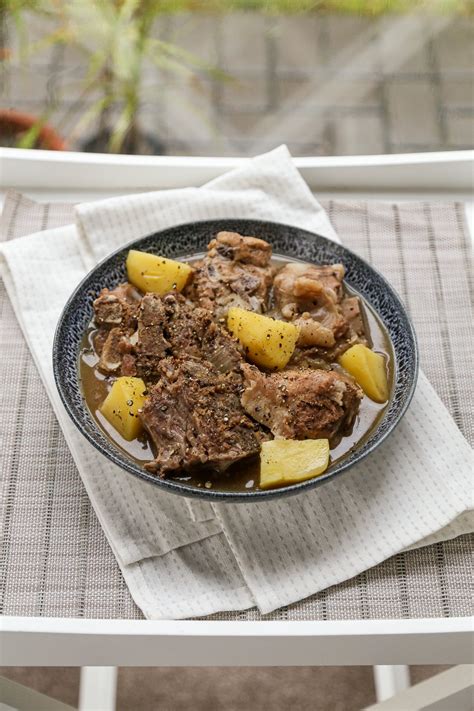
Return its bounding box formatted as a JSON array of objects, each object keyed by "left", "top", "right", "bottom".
[
  {"left": 227, "top": 307, "right": 298, "bottom": 370},
  {"left": 260, "top": 438, "right": 330, "bottom": 490},
  {"left": 126, "top": 249, "right": 192, "bottom": 295},
  {"left": 100, "top": 376, "right": 147, "bottom": 441},
  {"left": 339, "top": 344, "right": 389, "bottom": 403}
]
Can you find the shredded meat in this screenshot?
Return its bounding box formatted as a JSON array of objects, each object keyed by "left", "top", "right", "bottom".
[
  {"left": 241, "top": 363, "right": 362, "bottom": 444},
  {"left": 140, "top": 357, "right": 266, "bottom": 476},
  {"left": 185, "top": 231, "right": 274, "bottom": 318}
]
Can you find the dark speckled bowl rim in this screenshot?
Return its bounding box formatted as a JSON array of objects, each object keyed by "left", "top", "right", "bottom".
[{"left": 53, "top": 218, "right": 419, "bottom": 502}]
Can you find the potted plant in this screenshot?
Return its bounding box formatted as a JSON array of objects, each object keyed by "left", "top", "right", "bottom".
[
  {"left": 63, "top": 0, "right": 226, "bottom": 154},
  {"left": 0, "top": 108, "right": 67, "bottom": 149},
  {"left": 0, "top": 0, "right": 67, "bottom": 149},
  {"left": 2, "top": 0, "right": 226, "bottom": 154}
]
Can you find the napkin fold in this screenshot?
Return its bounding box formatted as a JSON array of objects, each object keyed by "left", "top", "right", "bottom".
[{"left": 1, "top": 146, "right": 472, "bottom": 619}]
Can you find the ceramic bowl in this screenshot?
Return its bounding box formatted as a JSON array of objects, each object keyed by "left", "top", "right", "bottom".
[{"left": 53, "top": 219, "right": 418, "bottom": 502}]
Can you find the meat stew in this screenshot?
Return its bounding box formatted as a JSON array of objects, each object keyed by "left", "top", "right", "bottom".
[{"left": 79, "top": 232, "right": 393, "bottom": 492}]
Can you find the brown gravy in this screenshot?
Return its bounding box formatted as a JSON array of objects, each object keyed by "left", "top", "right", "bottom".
[{"left": 79, "top": 256, "right": 393, "bottom": 492}]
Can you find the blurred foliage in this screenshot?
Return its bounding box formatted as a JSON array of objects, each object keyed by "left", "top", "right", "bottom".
[
  {"left": 63, "top": 0, "right": 473, "bottom": 14},
  {"left": 1, "top": 0, "right": 229, "bottom": 152},
  {"left": 230, "top": 0, "right": 472, "bottom": 13},
  {"left": 1, "top": 0, "right": 470, "bottom": 151},
  {"left": 47, "top": 0, "right": 228, "bottom": 152}
]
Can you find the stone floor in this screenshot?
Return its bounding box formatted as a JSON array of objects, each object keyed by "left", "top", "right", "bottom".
[
  {"left": 0, "top": 12, "right": 474, "bottom": 155},
  {"left": 0, "top": 665, "right": 450, "bottom": 710},
  {"left": 1, "top": 10, "right": 473, "bottom": 156}
]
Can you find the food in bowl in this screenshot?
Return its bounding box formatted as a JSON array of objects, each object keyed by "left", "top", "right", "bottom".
[{"left": 80, "top": 231, "right": 392, "bottom": 491}]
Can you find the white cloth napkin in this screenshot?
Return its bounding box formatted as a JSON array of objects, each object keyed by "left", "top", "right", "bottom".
[{"left": 1, "top": 146, "right": 472, "bottom": 619}]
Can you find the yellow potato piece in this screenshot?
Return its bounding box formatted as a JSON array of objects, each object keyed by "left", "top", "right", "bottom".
[
  {"left": 126, "top": 249, "right": 192, "bottom": 295},
  {"left": 339, "top": 344, "right": 389, "bottom": 403},
  {"left": 100, "top": 376, "right": 147, "bottom": 441},
  {"left": 260, "top": 438, "right": 330, "bottom": 490},
  {"left": 227, "top": 307, "right": 298, "bottom": 370}
]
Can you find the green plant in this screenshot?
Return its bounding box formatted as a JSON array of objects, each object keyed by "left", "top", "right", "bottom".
[
  {"left": 0, "top": 0, "right": 55, "bottom": 147},
  {"left": 2, "top": 0, "right": 228, "bottom": 153},
  {"left": 51, "top": 0, "right": 230, "bottom": 152},
  {"left": 1, "top": 0, "right": 40, "bottom": 70},
  {"left": 2, "top": 0, "right": 470, "bottom": 152},
  {"left": 211, "top": 0, "right": 471, "bottom": 13}
]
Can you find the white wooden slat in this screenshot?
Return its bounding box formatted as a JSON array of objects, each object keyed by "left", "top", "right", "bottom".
[
  {"left": 373, "top": 665, "right": 411, "bottom": 702},
  {"left": 366, "top": 665, "right": 474, "bottom": 711},
  {"left": 78, "top": 668, "right": 117, "bottom": 711},
  {"left": 1, "top": 148, "right": 473, "bottom": 191},
  {"left": 0, "top": 677, "right": 75, "bottom": 711},
  {"left": 0, "top": 618, "right": 472, "bottom": 667}
]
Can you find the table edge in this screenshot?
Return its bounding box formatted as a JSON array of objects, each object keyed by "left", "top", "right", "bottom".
[{"left": 1, "top": 617, "right": 472, "bottom": 666}]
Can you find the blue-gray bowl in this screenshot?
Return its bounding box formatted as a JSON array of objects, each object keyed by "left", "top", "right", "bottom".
[{"left": 53, "top": 219, "right": 418, "bottom": 502}]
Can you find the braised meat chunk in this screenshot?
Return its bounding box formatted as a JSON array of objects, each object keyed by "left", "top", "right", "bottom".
[
  {"left": 97, "top": 327, "right": 135, "bottom": 375},
  {"left": 93, "top": 282, "right": 141, "bottom": 329},
  {"left": 273, "top": 262, "right": 368, "bottom": 364},
  {"left": 141, "top": 357, "right": 266, "bottom": 476},
  {"left": 185, "top": 231, "right": 274, "bottom": 318},
  {"left": 341, "top": 295, "right": 366, "bottom": 338},
  {"left": 273, "top": 262, "right": 347, "bottom": 334},
  {"left": 93, "top": 283, "right": 141, "bottom": 375},
  {"left": 135, "top": 293, "right": 260, "bottom": 475},
  {"left": 294, "top": 315, "right": 336, "bottom": 348},
  {"left": 135, "top": 292, "right": 170, "bottom": 364},
  {"left": 95, "top": 287, "right": 243, "bottom": 380},
  {"left": 241, "top": 363, "right": 363, "bottom": 444},
  {"left": 209, "top": 231, "right": 272, "bottom": 267},
  {"left": 135, "top": 292, "right": 242, "bottom": 383}
]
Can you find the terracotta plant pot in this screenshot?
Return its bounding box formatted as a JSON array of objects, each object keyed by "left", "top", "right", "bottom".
[{"left": 0, "top": 109, "right": 66, "bottom": 150}]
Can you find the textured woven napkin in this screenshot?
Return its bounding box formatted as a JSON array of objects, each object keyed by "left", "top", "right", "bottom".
[{"left": 0, "top": 146, "right": 472, "bottom": 619}]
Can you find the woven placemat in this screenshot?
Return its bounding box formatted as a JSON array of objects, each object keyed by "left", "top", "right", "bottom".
[{"left": 0, "top": 191, "right": 472, "bottom": 620}]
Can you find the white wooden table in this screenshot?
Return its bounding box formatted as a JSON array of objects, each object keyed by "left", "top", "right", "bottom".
[{"left": 0, "top": 147, "right": 473, "bottom": 711}]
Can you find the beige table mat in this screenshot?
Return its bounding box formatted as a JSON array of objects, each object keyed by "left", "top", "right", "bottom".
[{"left": 0, "top": 192, "right": 472, "bottom": 620}]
